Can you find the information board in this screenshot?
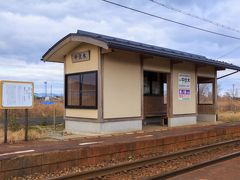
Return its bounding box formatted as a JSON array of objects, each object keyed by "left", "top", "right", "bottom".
[
  {"left": 0, "top": 81, "right": 34, "bottom": 109},
  {"left": 178, "top": 73, "right": 191, "bottom": 100}
]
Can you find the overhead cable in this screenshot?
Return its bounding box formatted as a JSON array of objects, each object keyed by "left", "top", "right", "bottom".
[
  {"left": 150, "top": 0, "right": 240, "bottom": 34},
  {"left": 101, "top": 0, "right": 240, "bottom": 41}
]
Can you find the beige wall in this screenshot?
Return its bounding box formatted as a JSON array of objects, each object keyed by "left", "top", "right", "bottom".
[
  {"left": 63, "top": 43, "right": 211, "bottom": 119},
  {"left": 172, "top": 62, "right": 196, "bottom": 115},
  {"left": 103, "top": 50, "right": 141, "bottom": 119},
  {"left": 65, "top": 43, "right": 99, "bottom": 74},
  {"left": 197, "top": 66, "right": 215, "bottom": 78},
  {"left": 143, "top": 56, "right": 170, "bottom": 72},
  {"left": 64, "top": 43, "right": 99, "bottom": 119},
  {"left": 65, "top": 109, "right": 98, "bottom": 119}
]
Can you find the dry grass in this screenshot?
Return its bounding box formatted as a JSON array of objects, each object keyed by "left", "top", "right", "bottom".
[
  {"left": 0, "top": 99, "right": 64, "bottom": 120},
  {"left": 218, "top": 112, "right": 240, "bottom": 122},
  {"left": 0, "top": 99, "right": 64, "bottom": 144},
  {"left": 0, "top": 127, "right": 47, "bottom": 144},
  {"left": 29, "top": 99, "right": 64, "bottom": 118},
  {"left": 218, "top": 97, "right": 240, "bottom": 112},
  {"left": 217, "top": 97, "right": 240, "bottom": 122}
]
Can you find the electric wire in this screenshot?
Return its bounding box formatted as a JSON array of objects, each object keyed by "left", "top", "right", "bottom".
[
  {"left": 149, "top": 0, "right": 240, "bottom": 34},
  {"left": 148, "top": 0, "right": 240, "bottom": 60},
  {"left": 101, "top": 0, "right": 240, "bottom": 41},
  {"left": 216, "top": 46, "right": 240, "bottom": 59}
]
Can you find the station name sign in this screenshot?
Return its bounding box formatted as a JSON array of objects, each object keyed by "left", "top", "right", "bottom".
[
  {"left": 0, "top": 81, "right": 34, "bottom": 109},
  {"left": 178, "top": 73, "right": 191, "bottom": 101},
  {"left": 71, "top": 50, "right": 90, "bottom": 63}
]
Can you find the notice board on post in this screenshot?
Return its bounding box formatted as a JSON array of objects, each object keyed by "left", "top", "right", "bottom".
[{"left": 0, "top": 81, "right": 34, "bottom": 109}]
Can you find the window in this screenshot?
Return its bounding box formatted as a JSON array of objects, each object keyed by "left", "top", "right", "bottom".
[
  {"left": 81, "top": 73, "right": 97, "bottom": 107},
  {"left": 144, "top": 71, "right": 160, "bottom": 96},
  {"left": 65, "top": 71, "right": 97, "bottom": 109},
  {"left": 67, "top": 74, "right": 80, "bottom": 106},
  {"left": 198, "top": 83, "right": 213, "bottom": 104},
  {"left": 144, "top": 76, "right": 151, "bottom": 95}
]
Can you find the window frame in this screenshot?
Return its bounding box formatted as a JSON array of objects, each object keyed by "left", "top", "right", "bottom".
[
  {"left": 65, "top": 71, "right": 98, "bottom": 109},
  {"left": 144, "top": 71, "right": 161, "bottom": 96},
  {"left": 197, "top": 82, "right": 214, "bottom": 105}
]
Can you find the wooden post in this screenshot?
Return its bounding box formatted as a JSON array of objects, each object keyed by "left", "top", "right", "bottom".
[
  {"left": 98, "top": 48, "right": 104, "bottom": 122},
  {"left": 4, "top": 109, "right": 8, "bottom": 143},
  {"left": 214, "top": 69, "right": 218, "bottom": 120},
  {"left": 140, "top": 55, "right": 144, "bottom": 123},
  {"left": 25, "top": 109, "right": 28, "bottom": 141},
  {"left": 167, "top": 62, "right": 173, "bottom": 120}
]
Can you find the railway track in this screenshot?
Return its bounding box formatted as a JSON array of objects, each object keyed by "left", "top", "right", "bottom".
[
  {"left": 143, "top": 151, "right": 240, "bottom": 180},
  {"left": 50, "top": 139, "right": 240, "bottom": 180}
]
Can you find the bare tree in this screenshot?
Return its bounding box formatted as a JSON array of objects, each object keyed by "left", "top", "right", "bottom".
[
  {"left": 230, "top": 84, "right": 238, "bottom": 113},
  {"left": 198, "top": 83, "right": 213, "bottom": 104},
  {"left": 217, "top": 83, "right": 221, "bottom": 97}
]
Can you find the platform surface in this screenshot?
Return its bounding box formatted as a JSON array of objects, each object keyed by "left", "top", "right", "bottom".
[{"left": 0, "top": 121, "right": 239, "bottom": 160}]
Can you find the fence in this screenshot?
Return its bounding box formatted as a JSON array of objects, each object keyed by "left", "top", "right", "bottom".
[{"left": 0, "top": 99, "right": 64, "bottom": 143}]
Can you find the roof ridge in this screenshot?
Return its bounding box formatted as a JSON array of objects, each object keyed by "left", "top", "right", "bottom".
[
  {"left": 77, "top": 29, "right": 207, "bottom": 59},
  {"left": 42, "top": 30, "right": 240, "bottom": 71}
]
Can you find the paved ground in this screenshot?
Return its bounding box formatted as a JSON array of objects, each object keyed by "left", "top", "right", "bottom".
[
  {"left": 0, "top": 121, "right": 238, "bottom": 161},
  {"left": 170, "top": 156, "right": 240, "bottom": 180}
]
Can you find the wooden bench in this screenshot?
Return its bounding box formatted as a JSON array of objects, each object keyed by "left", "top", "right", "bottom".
[{"left": 144, "top": 113, "right": 168, "bottom": 126}]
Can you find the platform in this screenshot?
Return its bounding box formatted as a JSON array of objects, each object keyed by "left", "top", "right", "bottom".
[{"left": 1, "top": 122, "right": 240, "bottom": 179}]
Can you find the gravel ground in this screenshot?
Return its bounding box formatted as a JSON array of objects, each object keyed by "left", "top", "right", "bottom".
[
  {"left": 13, "top": 142, "right": 240, "bottom": 180},
  {"left": 103, "top": 143, "right": 240, "bottom": 180}
]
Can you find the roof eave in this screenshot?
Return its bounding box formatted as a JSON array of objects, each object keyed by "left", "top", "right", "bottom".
[
  {"left": 42, "top": 34, "right": 109, "bottom": 62},
  {"left": 108, "top": 42, "right": 240, "bottom": 71}
]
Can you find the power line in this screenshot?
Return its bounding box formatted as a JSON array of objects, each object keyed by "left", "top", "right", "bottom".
[
  {"left": 216, "top": 46, "right": 240, "bottom": 59},
  {"left": 101, "top": 0, "right": 240, "bottom": 41},
  {"left": 149, "top": 0, "right": 240, "bottom": 34}
]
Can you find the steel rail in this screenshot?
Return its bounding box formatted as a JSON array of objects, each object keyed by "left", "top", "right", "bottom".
[
  {"left": 144, "top": 151, "right": 240, "bottom": 180},
  {"left": 49, "top": 138, "right": 240, "bottom": 180}
]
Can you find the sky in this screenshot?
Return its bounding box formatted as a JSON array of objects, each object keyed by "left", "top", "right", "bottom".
[{"left": 0, "top": 0, "right": 240, "bottom": 95}]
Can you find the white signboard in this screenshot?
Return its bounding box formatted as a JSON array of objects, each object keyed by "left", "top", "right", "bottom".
[
  {"left": 178, "top": 73, "right": 191, "bottom": 89},
  {"left": 1, "top": 81, "right": 33, "bottom": 109},
  {"left": 71, "top": 50, "right": 90, "bottom": 63},
  {"left": 178, "top": 73, "right": 191, "bottom": 100}
]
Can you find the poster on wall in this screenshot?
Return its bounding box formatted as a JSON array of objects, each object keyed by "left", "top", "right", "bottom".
[{"left": 178, "top": 73, "right": 191, "bottom": 100}]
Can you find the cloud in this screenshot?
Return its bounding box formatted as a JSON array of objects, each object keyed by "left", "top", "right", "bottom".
[
  {"left": 0, "top": 57, "right": 63, "bottom": 93},
  {"left": 0, "top": 0, "right": 240, "bottom": 94}
]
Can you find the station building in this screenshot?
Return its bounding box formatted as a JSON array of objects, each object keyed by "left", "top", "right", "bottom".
[{"left": 42, "top": 30, "right": 240, "bottom": 133}]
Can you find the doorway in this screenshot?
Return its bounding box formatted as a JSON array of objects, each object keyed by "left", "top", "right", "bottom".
[{"left": 143, "top": 71, "right": 168, "bottom": 126}]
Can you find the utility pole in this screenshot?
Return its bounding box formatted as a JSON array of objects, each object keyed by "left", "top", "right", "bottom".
[
  {"left": 50, "top": 84, "right": 52, "bottom": 98},
  {"left": 232, "top": 84, "right": 235, "bottom": 98},
  {"left": 44, "top": 81, "right": 47, "bottom": 98}
]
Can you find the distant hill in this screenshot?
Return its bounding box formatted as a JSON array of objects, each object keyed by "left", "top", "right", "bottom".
[{"left": 34, "top": 93, "right": 63, "bottom": 98}]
